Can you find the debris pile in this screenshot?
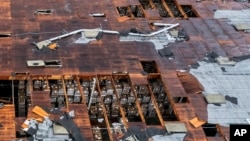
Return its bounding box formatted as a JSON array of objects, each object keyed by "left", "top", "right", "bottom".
[{"left": 21, "top": 106, "right": 84, "bottom": 141}]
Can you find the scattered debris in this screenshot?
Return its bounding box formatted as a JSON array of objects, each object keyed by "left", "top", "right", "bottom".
[
  {"left": 116, "top": 16, "right": 130, "bottom": 22},
  {"left": 27, "top": 60, "right": 62, "bottom": 68},
  {"left": 47, "top": 42, "right": 58, "bottom": 50},
  {"left": 221, "top": 67, "right": 226, "bottom": 72},
  {"left": 32, "top": 106, "right": 49, "bottom": 118},
  {"left": 204, "top": 51, "right": 219, "bottom": 63},
  {"left": 225, "top": 95, "right": 238, "bottom": 105},
  {"left": 21, "top": 106, "right": 81, "bottom": 141},
  {"left": 158, "top": 47, "right": 174, "bottom": 57},
  {"left": 189, "top": 117, "right": 206, "bottom": 128},
  {"left": 190, "top": 62, "right": 200, "bottom": 69},
  {"left": 165, "top": 122, "right": 187, "bottom": 133},
  {"left": 204, "top": 94, "right": 226, "bottom": 104},
  {"left": 216, "top": 56, "right": 236, "bottom": 66}
]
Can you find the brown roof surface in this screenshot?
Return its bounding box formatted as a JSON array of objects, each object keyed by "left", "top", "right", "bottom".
[
  {"left": 0, "top": 105, "right": 16, "bottom": 141},
  {"left": 1, "top": 0, "right": 249, "bottom": 140}
]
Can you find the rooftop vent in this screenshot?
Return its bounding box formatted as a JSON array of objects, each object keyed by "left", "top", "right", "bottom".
[
  {"left": 34, "top": 9, "right": 52, "bottom": 15},
  {"left": 0, "top": 33, "right": 11, "bottom": 38}
]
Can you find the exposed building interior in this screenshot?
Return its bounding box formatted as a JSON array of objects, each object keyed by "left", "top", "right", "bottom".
[{"left": 0, "top": 0, "right": 250, "bottom": 141}]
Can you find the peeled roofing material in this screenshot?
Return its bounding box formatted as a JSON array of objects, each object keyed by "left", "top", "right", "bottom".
[
  {"left": 151, "top": 133, "right": 186, "bottom": 141},
  {"left": 214, "top": 9, "right": 250, "bottom": 24},
  {"left": 190, "top": 58, "right": 250, "bottom": 126}
]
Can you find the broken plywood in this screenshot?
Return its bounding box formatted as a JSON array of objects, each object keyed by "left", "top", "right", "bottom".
[
  {"left": 117, "top": 16, "right": 130, "bottom": 22},
  {"left": 189, "top": 117, "right": 206, "bottom": 128},
  {"left": 32, "top": 106, "right": 49, "bottom": 118}
]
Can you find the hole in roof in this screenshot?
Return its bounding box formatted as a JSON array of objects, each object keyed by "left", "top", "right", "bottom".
[
  {"left": 202, "top": 123, "right": 221, "bottom": 137},
  {"left": 181, "top": 5, "right": 199, "bottom": 17},
  {"left": 140, "top": 61, "right": 159, "bottom": 73},
  {"left": 117, "top": 7, "right": 131, "bottom": 17},
  {"left": 173, "top": 97, "right": 189, "bottom": 103},
  {"left": 139, "top": 0, "right": 152, "bottom": 10},
  {"left": 130, "top": 5, "right": 145, "bottom": 18},
  {"left": 164, "top": 0, "right": 183, "bottom": 17}
]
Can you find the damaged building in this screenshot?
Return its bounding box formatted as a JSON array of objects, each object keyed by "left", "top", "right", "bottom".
[{"left": 0, "top": 0, "right": 250, "bottom": 141}]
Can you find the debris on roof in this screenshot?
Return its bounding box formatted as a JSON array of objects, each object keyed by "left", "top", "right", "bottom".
[
  {"left": 32, "top": 106, "right": 49, "bottom": 118},
  {"left": 189, "top": 117, "right": 206, "bottom": 128},
  {"left": 158, "top": 47, "right": 174, "bottom": 57},
  {"left": 225, "top": 95, "right": 238, "bottom": 105},
  {"left": 215, "top": 56, "right": 236, "bottom": 66},
  {"left": 233, "top": 23, "right": 250, "bottom": 32},
  {"left": 190, "top": 58, "right": 250, "bottom": 126},
  {"left": 116, "top": 16, "right": 130, "bottom": 22},
  {"left": 21, "top": 106, "right": 82, "bottom": 141},
  {"left": 204, "top": 94, "right": 226, "bottom": 104},
  {"left": 165, "top": 122, "right": 187, "bottom": 133}
]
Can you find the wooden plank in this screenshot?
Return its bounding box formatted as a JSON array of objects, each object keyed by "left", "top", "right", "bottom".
[
  {"left": 147, "top": 84, "right": 165, "bottom": 126},
  {"left": 0, "top": 105, "right": 16, "bottom": 141},
  {"left": 62, "top": 77, "right": 69, "bottom": 110},
  {"left": 130, "top": 84, "right": 146, "bottom": 123},
  {"left": 161, "top": 0, "right": 174, "bottom": 18},
  {"left": 173, "top": 0, "right": 188, "bottom": 19},
  {"left": 96, "top": 78, "right": 114, "bottom": 141},
  {"left": 76, "top": 75, "right": 86, "bottom": 104},
  {"left": 111, "top": 77, "right": 129, "bottom": 129},
  {"left": 69, "top": 104, "right": 94, "bottom": 140}
]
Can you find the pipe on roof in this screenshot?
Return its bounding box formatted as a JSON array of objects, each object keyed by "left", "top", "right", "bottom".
[
  {"left": 88, "top": 78, "right": 96, "bottom": 110},
  {"left": 128, "top": 23, "right": 179, "bottom": 37}
]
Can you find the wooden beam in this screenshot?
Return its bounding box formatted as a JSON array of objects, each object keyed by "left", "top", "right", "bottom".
[
  {"left": 62, "top": 76, "right": 69, "bottom": 111},
  {"left": 130, "top": 84, "right": 146, "bottom": 123},
  {"left": 173, "top": 0, "right": 188, "bottom": 19},
  {"left": 161, "top": 0, "right": 174, "bottom": 18},
  {"left": 75, "top": 75, "right": 86, "bottom": 104},
  {"left": 110, "top": 76, "right": 129, "bottom": 129},
  {"left": 149, "top": 0, "right": 156, "bottom": 9},
  {"left": 147, "top": 84, "right": 165, "bottom": 126},
  {"left": 96, "top": 78, "right": 114, "bottom": 141}
]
